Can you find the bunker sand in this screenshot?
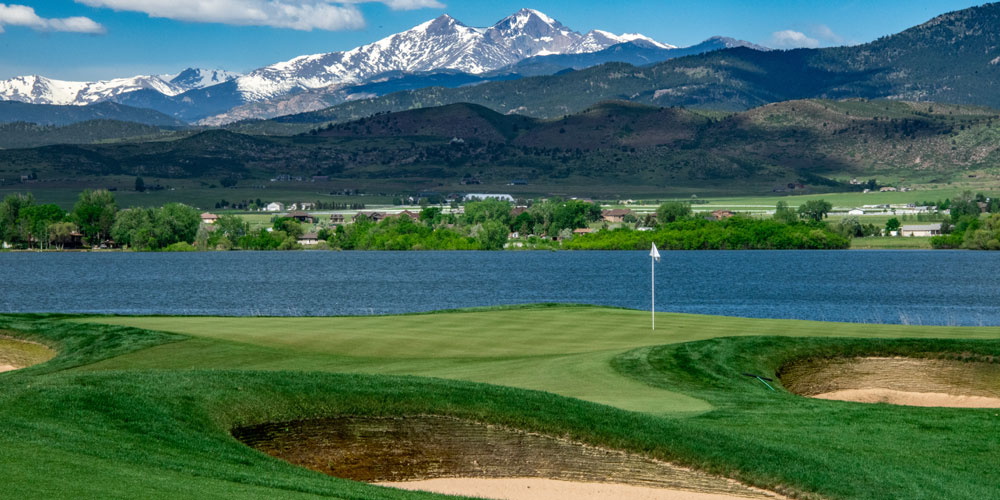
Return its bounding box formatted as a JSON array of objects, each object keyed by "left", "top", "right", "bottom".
[
  {"left": 783, "top": 356, "right": 1000, "bottom": 408},
  {"left": 379, "top": 477, "right": 774, "bottom": 500},
  {"left": 0, "top": 335, "right": 56, "bottom": 372},
  {"left": 234, "top": 416, "right": 781, "bottom": 499}
]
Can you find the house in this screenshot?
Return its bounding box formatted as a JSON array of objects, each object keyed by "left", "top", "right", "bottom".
[
  {"left": 573, "top": 228, "right": 595, "bottom": 235},
  {"left": 297, "top": 233, "right": 320, "bottom": 246},
  {"left": 354, "top": 212, "right": 387, "bottom": 223},
  {"left": 602, "top": 208, "right": 633, "bottom": 223},
  {"left": 291, "top": 202, "right": 316, "bottom": 211},
  {"left": 200, "top": 212, "right": 219, "bottom": 224},
  {"left": 330, "top": 214, "right": 345, "bottom": 225},
  {"left": 463, "top": 193, "right": 515, "bottom": 202},
  {"left": 711, "top": 210, "right": 735, "bottom": 220},
  {"left": 286, "top": 211, "right": 315, "bottom": 224},
  {"left": 900, "top": 223, "right": 942, "bottom": 237},
  {"left": 510, "top": 206, "right": 528, "bottom": 218},
  {"left": 396, "top": 210, "right": 421, "bottom": 220},
  {"left": 265, "top": 202, "right": 285, "bottom": 212}
]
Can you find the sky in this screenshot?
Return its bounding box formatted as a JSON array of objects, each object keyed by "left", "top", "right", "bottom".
[{"left": 0, "top": 0, "right": 985, "bottom": 81}]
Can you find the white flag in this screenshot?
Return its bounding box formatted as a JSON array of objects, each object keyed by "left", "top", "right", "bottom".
[{"left": 650, "top": 242, "right": 660, "bottom": 262}]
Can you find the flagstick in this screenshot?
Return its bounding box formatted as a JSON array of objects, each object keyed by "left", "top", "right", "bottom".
[{"left": 651, "top": 253, "right": 655, "bottom": 330}]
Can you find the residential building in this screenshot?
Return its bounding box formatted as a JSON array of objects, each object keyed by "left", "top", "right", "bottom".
[
  {"left": 602, "top": 208, "right": 633, "bottom": 223},
  {"left": 900, "top": 223, "right": 942, "bottom": 237},
  {"left": 265, "top": 202, "right": 285, "bottom": 212},
  {"left": 463, "top": 193, "right": 515, "bottom": 202},
  {"left": 298, "top": 233, "right": 320, "bottom": 246},
  {"left": 200, "top": 212, "right": 219, "bottom": 224},
  {"left": 286, "top": 211, "right": 315, "bottom": 224}
]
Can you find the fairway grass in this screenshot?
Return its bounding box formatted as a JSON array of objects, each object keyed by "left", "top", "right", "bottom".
[{"left": 79, "top": 308, "right": 1000, "bottom": 414}]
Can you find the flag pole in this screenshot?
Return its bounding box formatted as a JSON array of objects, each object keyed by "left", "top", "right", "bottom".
[{"left": 649, "top": 242, "right": 659, "bottom": 330}]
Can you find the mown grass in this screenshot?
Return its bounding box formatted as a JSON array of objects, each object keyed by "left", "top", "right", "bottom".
[
  {"left": 850, "top": 236, "right": 934, "bottom": 249},
  {"left": 3, "top": 308, "right": 1000, "bottom": 499}
]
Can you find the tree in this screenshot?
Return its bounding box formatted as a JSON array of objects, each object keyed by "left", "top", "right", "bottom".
[
  {"left": 797, "top": 200, "right": 832, "bottom": 222},
  {"left": 154, "top": 203, "right": 200, "bottom": 247},
  {"left": 949, "top": 191, "right": 981, "bottom": 222},
  {"left": 885, "top": 217, "right": 901, "bottom": 234},
  {"left": 463, "top": 199, "right": 512, "bottom": 226},
  {"left": 773, "top": 201, "right": 798, "bottom": 224},
  {"left": 656, "top": 202, "right": 691, "bottom": 224},
  {"left": 272, "top": 218, "right": 304, "bottom": 239},
  {"left": 214, "top": 215, "right": 250, "bottom": 241},
  {"left": 134, "top": 176, "right": 145, "bottom": 192},
  {"left": 0, "top": 193, "right": 35, "bottom": 247},
  {"left": 476, "top": 220, "right": 508, "bottom": 250},
  {"left": 72, "top": 189, "right": 118, "bottom": 246},
  {"left": 112, "top": 208, "right": 156, "bottom": 249},
  {"left": 20, "top": 204, "right": 66, "bottom": 249},
  {"left": 48, "top": 222, "right": 79, "bottom": 249}
]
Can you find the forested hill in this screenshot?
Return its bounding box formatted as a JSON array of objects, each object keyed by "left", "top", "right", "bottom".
[
  {"left": 0, "top": 101, "right": 187, "bottom": 128},
  {"left": 0, "top": 120, "right": 175, "bottom": 149},
  {"left": 271, "top": 2, "right": 1000, "bottom": 125},
  {"left": 5, "top": 98, "right": 1000, "bottom": 195}
]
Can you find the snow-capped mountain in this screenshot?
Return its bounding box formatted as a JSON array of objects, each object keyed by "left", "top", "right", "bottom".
[
  {"left": 167, "top": 68, "right": 242, "bottom": 90},
  {"left": 0, "top": 9, "right": 678, "bottom": 121},
  {"left": 569, "top": 30, "right": 676, "bottom": 54},
  {"left": 233, "top": 9, "right": 672, "bottom": 101},
  {"left": 0, "top": 68, "right": 240, "bottom": 106}
]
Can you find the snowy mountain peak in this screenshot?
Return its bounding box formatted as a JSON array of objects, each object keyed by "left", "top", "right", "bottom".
[
  {"left": 702, "top": 36, "right": 772, "bottom": 51},
  {"left": 500, "top": 8, "right": 560, "bottom": 30},
  {"left": 168, "top": 68, "right": 240, "bottom": 90}
]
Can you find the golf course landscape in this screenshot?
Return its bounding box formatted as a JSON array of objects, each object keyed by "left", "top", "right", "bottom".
[{"left": 2, "top": 305, "right": 1000, "bottom": 499}]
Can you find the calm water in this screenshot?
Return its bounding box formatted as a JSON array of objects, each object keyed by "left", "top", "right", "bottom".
[{"left": 2, "top": 250, "right": 999, "bottom": 325}]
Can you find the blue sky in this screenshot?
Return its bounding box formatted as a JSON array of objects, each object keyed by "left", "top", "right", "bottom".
[{"left": 0, "top": 0, "right": 984, "bottom": 81}]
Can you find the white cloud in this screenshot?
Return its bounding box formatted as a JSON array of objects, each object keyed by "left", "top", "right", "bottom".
[
  {"left": 769, "top": 29, "right": 820, "bottom": 49},
  {"left": 813, "top": 24, "right": 846, "bottom": 45},
  {"left": 0, "top": 4, "right": 106, "bottom": 34},
  {"left": 75, "top": 0, "right": 445, "bottom": 31}
]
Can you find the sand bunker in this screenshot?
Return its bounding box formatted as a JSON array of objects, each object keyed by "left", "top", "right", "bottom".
[
  {"left": 0, "top": 335, "right": 55, "bottom": 373},
  {"left": 782, "top": 356, "right": 1000, "bottom": 408},
  {"left": 379, "top": 477, "right": 773, "bottom": 500},
  {"left": 234, "top": 416, "right": 781, "bottom": 500}
]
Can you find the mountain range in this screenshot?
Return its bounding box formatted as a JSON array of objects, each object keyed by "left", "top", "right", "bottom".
[
  {"left": 253, "top": 2, "right": 1000, "bottom": 130},
  {"left": 0, "top": 9, "right": 762, "bottom": 124}
]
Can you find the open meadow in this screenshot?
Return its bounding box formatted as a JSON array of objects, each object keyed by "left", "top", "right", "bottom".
[{"left": 1, "top": 306, "right": 999, "bottom": 499}]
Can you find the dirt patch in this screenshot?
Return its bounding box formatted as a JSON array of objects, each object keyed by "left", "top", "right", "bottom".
[
  {"left": 782, "top": 356, "right": 1000, "bottom": 408},
  {"left": 234, "top": 416, "right": 780, "bottom": 499},
  {"left": 0, "top": 335, "right": 56, "bottom": 373}
]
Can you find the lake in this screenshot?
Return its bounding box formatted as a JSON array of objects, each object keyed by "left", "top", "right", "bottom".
[{"left": 2, "top": 250, "right": 999, "bottom": 325}]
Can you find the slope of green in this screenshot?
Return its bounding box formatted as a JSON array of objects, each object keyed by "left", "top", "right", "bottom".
[{"left": 79, "top": 307, "right": 1000, "bottom": 414}]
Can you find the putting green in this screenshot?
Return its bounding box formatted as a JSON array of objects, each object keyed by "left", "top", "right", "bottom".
[{"left": 78, "top": 306, "right": 1000, "bottom": 415}]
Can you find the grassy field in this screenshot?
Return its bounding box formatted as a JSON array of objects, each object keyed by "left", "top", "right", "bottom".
[
  {"left": 2, "top": 307, "right": 1000, "bottom": 499},
  {"left": 850, "top": 236, "right": 934, "bottom": 249}
]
